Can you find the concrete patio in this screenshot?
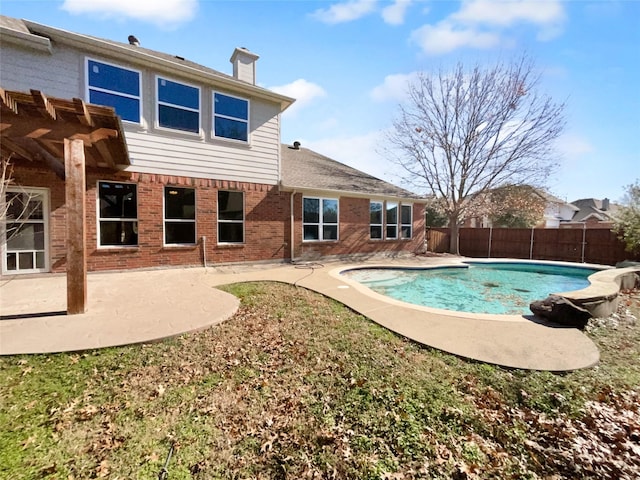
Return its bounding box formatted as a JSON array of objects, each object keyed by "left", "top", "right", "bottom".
[{"left": 1, "top": 256, "right": 618, "bottom": 371}]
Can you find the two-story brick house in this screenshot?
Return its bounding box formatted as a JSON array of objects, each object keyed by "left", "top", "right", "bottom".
[{"left": 1, "top": 15, "right": 425, "bottom": 275}]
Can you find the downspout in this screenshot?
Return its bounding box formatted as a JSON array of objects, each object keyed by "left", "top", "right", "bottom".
[
  {"left": 290, "top": 190, "right": 297, "bottom": 263},
  {"left": 201, "top": 236, "right": 207, "bottom": 268}
]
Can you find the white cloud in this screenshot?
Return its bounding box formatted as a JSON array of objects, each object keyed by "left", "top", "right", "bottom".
[
  {"left": 370, "top": 72, "right": 418, "bottom": 102},
  {"left": 453, "top": 0, "right": 565, "bottom": 27},
  {"left": 311, "top": 0, "right": 378, "bottom": 24},
  {"left": 61, "top": 0, "right": 197, "bottom": 28},
  {"left": 411, "top": 21, "right": 500, "bottom": 55},
  {"left": 411, "top": 0, "right": 566, "bottom": 55},
  {"left": 381, "top": 0, "right": 412, "bottom": 26},
  {"left": 556, "top": 133, "right": 594, "bottom": 160},
  {"left": 270, "top": 79, "right": 327, "bottom": 117}
]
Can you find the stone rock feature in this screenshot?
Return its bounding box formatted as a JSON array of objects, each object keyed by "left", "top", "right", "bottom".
[{"left": 530, "top": 295, "right": 593, "bottom": 329}]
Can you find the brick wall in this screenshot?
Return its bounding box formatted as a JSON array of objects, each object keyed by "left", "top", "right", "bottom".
[
  {"left": 7, "top": 163, "right": 425, "bottom": 273},
  {"left": 292, "top": 194, "right": 425, "bottom": 261},
  {"left": 10, "top": 162, "right": 291, "bottom": 273}
]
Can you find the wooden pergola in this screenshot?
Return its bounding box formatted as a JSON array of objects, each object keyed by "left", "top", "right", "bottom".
[{"left": 1, "top": 87, "right": 130, "bottom": 314}]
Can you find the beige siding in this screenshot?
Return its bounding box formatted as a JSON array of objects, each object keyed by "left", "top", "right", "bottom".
[
  {"left": 0, "top": 44, "right": 82, "bottom": 98},
  {"left": 1, "top": 40, "right": 283, "bottom": 185}
]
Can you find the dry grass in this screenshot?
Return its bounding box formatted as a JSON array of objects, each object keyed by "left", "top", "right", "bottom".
[{"left": 1, "top": 282, "right": 638, "bottom": 479}]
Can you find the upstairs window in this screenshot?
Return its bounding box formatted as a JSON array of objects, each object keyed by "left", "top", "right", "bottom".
[
  {"left": 87, "top": 59, "right": 141, "bottom": 123},
  {"left": 157, "top": 77, "right": 200, "bottom": 133},
  {"left": 386, "top": 202, "right": 398, "bottom": 239},
  {"left": 401, "top": 204, "right": 413, "bottom": 239},
  {"left": 370, "top": 201, "right": 383, "bottom": 240},
  {"left": 303, "top": 197, "right": 338, "bottom": 241},
  {"left": 98, "top": 182, "right": 138, "bottom": 247},
  {"left": 164, "top": 187, "right": 196, "bottom": 245},
  {"left": 218, "top": 191, "right": 244, "bottom": 243},
  {"left": 213, "top": 92, "right": 249, "bottom": 142}
]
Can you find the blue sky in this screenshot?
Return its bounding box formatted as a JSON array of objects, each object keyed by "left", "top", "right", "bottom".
[{"left": 2, "top": 0, "right": 638, "bottom": 203}]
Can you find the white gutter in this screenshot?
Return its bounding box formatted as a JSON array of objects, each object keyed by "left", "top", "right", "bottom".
[{"left": 0, "top": 25, "right": 52, "bottom": 53}]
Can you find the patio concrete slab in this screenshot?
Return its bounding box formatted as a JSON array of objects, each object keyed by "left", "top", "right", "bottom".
[
  {"left": 0, "top": 257, "right": 608, "bottom": 371},
  {"left": 0, "top": 269, "right": 239, "bottom": 355}
]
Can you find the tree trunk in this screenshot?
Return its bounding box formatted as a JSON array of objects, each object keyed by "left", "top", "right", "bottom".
[{"left": 449, "top": 217, "right": 460, "bottom": 255}]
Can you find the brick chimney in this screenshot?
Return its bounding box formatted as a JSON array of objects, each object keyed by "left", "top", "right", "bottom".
[
  {"left": 602, "top": 198, "right": 610, "bottom": 211},
  {"left": 230, "top": 47, "right": 259, "bottom": 85}
]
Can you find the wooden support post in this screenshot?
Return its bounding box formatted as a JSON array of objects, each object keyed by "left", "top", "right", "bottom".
[{"left": 64, "top": 138, "right": 87, "bottom": 314}]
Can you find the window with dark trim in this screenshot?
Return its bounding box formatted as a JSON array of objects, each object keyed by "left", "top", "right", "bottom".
[
  {"left": 87, "top": 59, "right": 141, "bottom": 123},
  {"left": 386, "top": 202, "right": 398, "bottom": 239},
  {"left": 303, "top": 197, "right": 338, "bottom": 241},
  {"left": 401, "top": 204, "right": 413, "bottom": 239},
  {"left": 370, "top": 201, "right": 383, "bottom": 239},
  {"left": 218, "top": 191, "right": 244, "bottom": 243},
  {"left": 164, "top": 186, "right": 196, "bottom": 245},
  {"left": 98, "top": 182, "right": 138, "bottom": 246},
  {"left": 157, "top": 77, "right": 200, "bottom": 133},
  {"left": 213, "top": 92, "right": 249, "bottom": 142}
]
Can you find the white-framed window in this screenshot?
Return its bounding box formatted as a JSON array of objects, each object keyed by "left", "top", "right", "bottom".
[
  {"left": 303, "top": 197, "right": 338, "bottom": 241},
  {"left": 218, "top": 191, "right": 244, "bottom": 243},
  {"left": 164, "top": 186, "right": 196, "bottom": 245},
  {"left": 386, "top": 202, "right": 398, "bottom": 239},
  {"left": 156, "top": 76, "right": 200, "bottom": 133},
  {"left": 2, "top": 187, "right": 50, "bottom": 274},
  {"left": 86, "top": 58, "right": 141, "bottom": 123},
  {"left": 371, "top": 200, "right": 412, "bottom": 241},
  {"left": 401, "top": 204, "right": 413, "bottom": 239},
  {"left": 213, "top": 92, "right": 249, "bottom": 142},
  {"left": 370, "top": 201, "right": 383, "bottom": 240},
  {"left": 97, "top": 181, "right": 138, "bottom": 247}
]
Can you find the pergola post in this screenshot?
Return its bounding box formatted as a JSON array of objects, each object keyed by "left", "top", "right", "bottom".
[{"left": 64, "top": 138, "right": 87, "bottom": 314}]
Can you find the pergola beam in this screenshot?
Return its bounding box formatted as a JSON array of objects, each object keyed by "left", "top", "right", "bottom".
[
  {"left": 73, "top": 97, "right": 94, "bottom": 127},
  {"left": 30, "top": 89, "right": 57, "bottom": 120},
  {"left": 0, "top": 87, "right": 19, "bottom": 114}
]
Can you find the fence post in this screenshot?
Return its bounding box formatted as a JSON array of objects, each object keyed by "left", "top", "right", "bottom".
[
  {"left": 529, "top": 228, "right": 535, "bottom": 260},
  {"left": 581, "top": 222, "right": 586, "bottom": 263},
  {"left": 488, "top": 226, "right": 492, "bottom": 258}
]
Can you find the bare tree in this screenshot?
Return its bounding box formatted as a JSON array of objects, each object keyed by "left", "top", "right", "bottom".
[
  {"left": 1, "top": 154, "right": 41, "bottom": 267},
  {"left": 385, "top": 56, "right": 565, "bottom": 253}
]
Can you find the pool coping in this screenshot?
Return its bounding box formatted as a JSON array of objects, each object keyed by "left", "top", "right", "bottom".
[{"left": 335, "top": 258, "right": 640, "bottom": 319}]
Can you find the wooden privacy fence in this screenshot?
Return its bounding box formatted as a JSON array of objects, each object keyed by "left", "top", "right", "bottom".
[{"left": 426, "top": 227, "right": 639, "bottom": 266}]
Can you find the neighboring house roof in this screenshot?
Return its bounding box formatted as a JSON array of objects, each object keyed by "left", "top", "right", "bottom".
[
  {"left": 537, "top": 190, "right": 580, "bottom": 211},
  {"left": 570, "top": 198, "right": 620, "bottom": 222},
  {"left": 0, "top": 15, "right": 295, "bottom": 111},
  {"left": 280, "top": 144, "right": 420, "bottom": 200}
]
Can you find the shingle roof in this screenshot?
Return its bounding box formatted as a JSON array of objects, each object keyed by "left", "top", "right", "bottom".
[
  {"left": 536, "top": 190, "right": 579, "bottom": 210},
  {"left": 570, "top": 198, "right": 620, "bottom": 222},
  {"left": 280, "top": 144, "right": 419, "bottom": 199}
]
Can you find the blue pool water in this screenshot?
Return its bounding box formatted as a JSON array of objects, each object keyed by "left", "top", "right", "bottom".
[{"left": 342, "top": 263, "right": 600, "bottom": 315}]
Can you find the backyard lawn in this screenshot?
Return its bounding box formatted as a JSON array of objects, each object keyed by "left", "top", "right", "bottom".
[{"left": 1, "top": 282, "right": 638, "bottom": 479}]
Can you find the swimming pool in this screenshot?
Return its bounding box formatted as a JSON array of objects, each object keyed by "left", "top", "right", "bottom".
[{"left": 342, "top": 262, "right": 601, "bottom": 315}]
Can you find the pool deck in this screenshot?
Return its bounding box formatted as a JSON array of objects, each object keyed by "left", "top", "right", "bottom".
[{"left": 2, "top": 256, "right": 634, "bottom": 371}]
